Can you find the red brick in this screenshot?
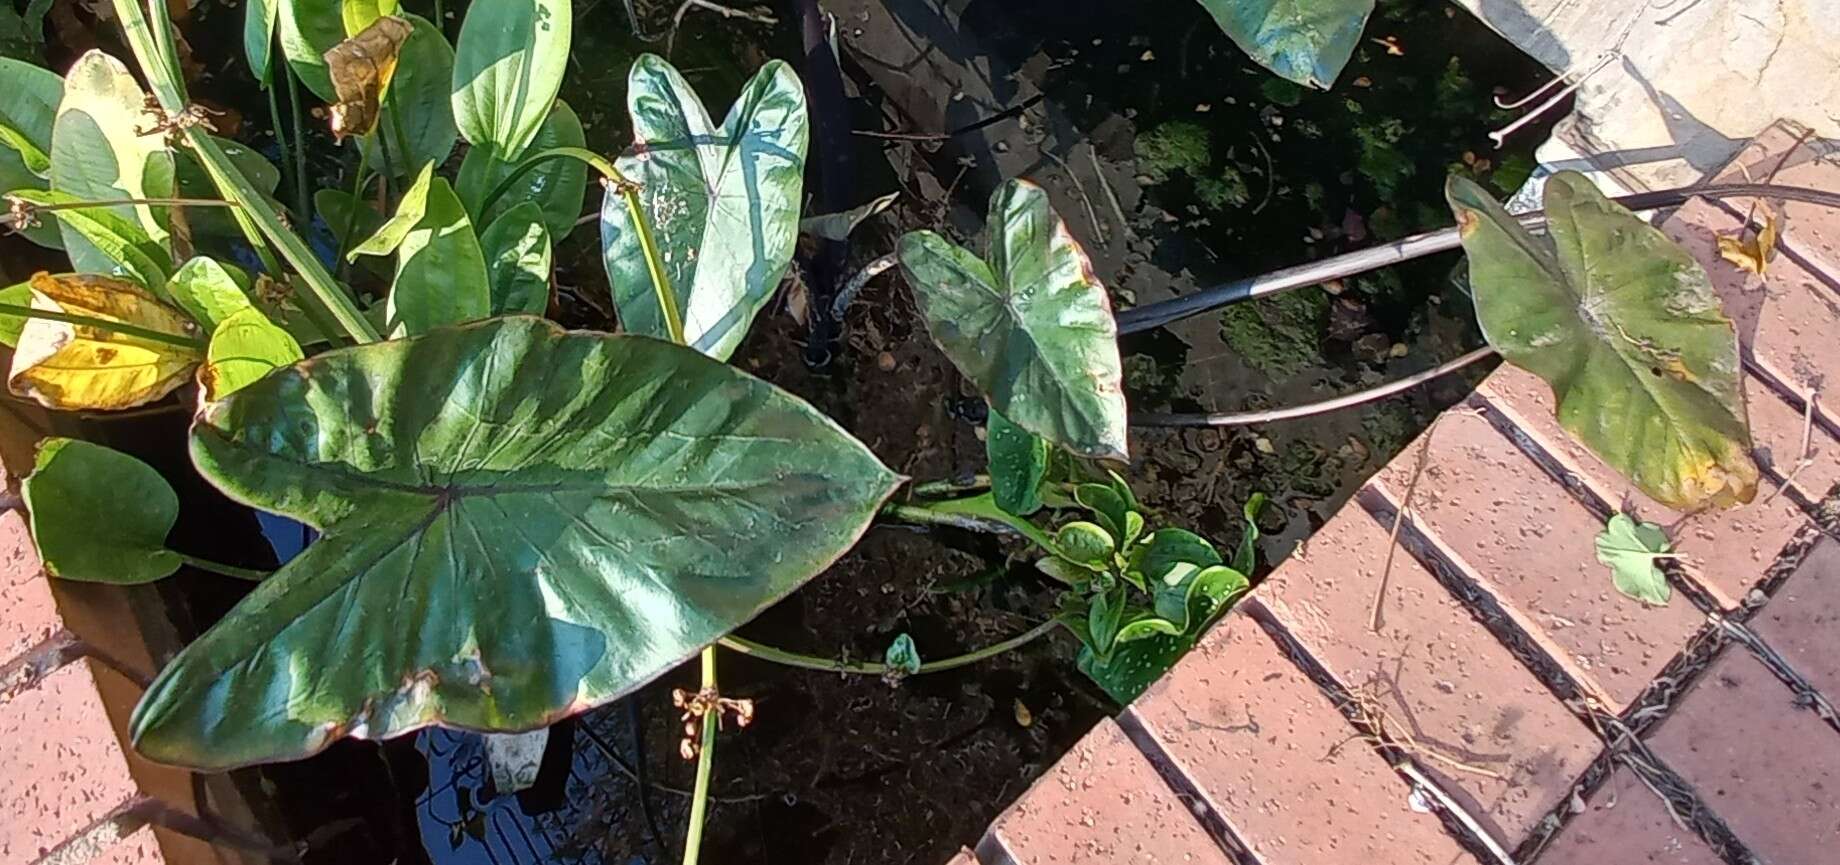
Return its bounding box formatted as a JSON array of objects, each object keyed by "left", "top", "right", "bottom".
[
  {"left": 1372, "top": 410, "right": 1704, "bottom": 710},
  {"left": 1257, "top": 504, "right": 1600, "bottom": 843},
  {"left": 1743, "top": 374, "right": 1840, "bottom": 503},
  {"left": 1479, "top": 364, "right": 1814, "bottom": 608},
  {"left": 1128, "top": 611, "right": 1475, "bottom": 864},
  {"left": 1647, "top": 648, "right": 1840, "bottom": 864},
  {"left": 0, "top": 660, "right": 140, "bottom": 863},
  {"left": 1537, "top": 766, "right": 1722, "bottom": 865},
  {"left": 1748, "top": 538, "right": 1840, "bottom": 699},
  {"left": 1, "top": 508, "right": 57, "bottom": 665},
  {"left": 1708, "top": 121, "right": 1840, "bottom": 280},
  {"left": 987, "top": 717, "right": 1230, "bottom": 865}
]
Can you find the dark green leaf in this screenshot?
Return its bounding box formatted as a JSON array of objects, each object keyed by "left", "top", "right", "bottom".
[
  {"left": 50, "top": 51, "right": 175, "bottom": 273},
  {"left": 0, "top": 56, "right": 60, "bottom": 177},
  {"left": 600, "top": 55, "right": 808, "bottom": 360},
  {"left": 352, "top": 163, "right": 490, "bottom": 336},
  {"left": 1055, "top": 521, "right": 1114, "bottom": 568},
  {"left": 1195, "top": 0, "right": 1374, "bottom": 89},
  {"left": 1594, "top": 513, "right": 1672, "bottom": 606},
  {"left": 22, "top": 437, "right": 180, "bottom": 584},
  {"left": 987, "top": 408, "right": 1048, "bottom": 517},
  {"left": 244, "top": 0, "right": 281, "bottom": 85},
  {"left": 1129, "top": 528, "right": 1222, "bottom": 587},
  {"left": 175, "top": 137, "right": 282, "bottom": 237},
  {"left": 1448, "top": 172, "right": 1758, "bottom": 510},
  {"left": 317, "top": 188, "right": 386, "bottom": 253},
  {"left": 130, "top": 317, "right": 902, "bottom": 769},
  {"left": 358, "top": 15, "right": 459, "bottom": 179},
  {"left": 899, "top": 179, "right": 1128, "bottom": 460},
  {"left": 1074, "top": 482, "right": 1130, "bottom": 546},
  {"left": 277, "top": 0, "right": 345, "bottom": 100},
  {"left": 450, "top": 0, "right": 570, "bottom": 157},
  {"left": 0, "top": 281, "right": 30, "bottom": 347},
  {"left": 456, "top": 100, "right": 589, "bottom": 238},
  {"left": 1078, "top": 633, "right": 1185, "bottom": 703},
  {"left": 1088, "top": 582, "right": 1127, "bottom": 656},
  {"left": 9, "top": 189, "right": 172, "bottom": 290},
  {"left": 479, "top": 202, "right": 552, "bottom": 316}
]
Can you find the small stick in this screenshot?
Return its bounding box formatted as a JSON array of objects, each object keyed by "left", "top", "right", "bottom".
[
  {"left": 1371, "top": 416, "right": 1447, "bottom": 632},
  {"left": 1761, "top": 387, "right": 1817, "bottom": 506}
]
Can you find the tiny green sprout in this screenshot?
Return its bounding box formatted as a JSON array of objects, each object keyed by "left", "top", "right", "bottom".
[
  {"left": 1595, "top": 513, "right": 1674, "bottom": 606},
  {"left": 882, "top": 633, "right": 922, "bottom": 684}
]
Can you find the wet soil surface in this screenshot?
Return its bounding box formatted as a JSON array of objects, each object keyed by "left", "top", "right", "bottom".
[{"left": 3, "top": 1, "right": 1557, "bottom": 864}]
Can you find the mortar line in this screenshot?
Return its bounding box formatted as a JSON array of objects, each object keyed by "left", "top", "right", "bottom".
[{"left": 1112, "top": 709, "right": 1263, "bottom": 865}]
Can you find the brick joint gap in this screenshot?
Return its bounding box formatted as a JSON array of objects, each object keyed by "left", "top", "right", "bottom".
[
  {"left": 1112, "top": 709, "right": 1261, "bottom": 865},
  {"left": 1711, "top": 615, "right": 1840, "bottom": 737}
]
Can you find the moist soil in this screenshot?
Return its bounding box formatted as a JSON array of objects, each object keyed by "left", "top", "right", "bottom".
[{"left": 2, "top": 1, "right": 1559, "bottom": 863}]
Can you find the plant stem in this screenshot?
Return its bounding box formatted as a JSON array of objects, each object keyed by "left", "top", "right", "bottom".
[
  {"left": 265, "top": 79, "right": 303, "bottom": 223},
  {"left": 718, "top": 619, "right": 1057, "bottom": 676},
  {"left": 681, "top": 648, "right": 718, "bottom": 865},
  {"left": 1, "top": 197, "right": 240, "bottom": 230},
  {"left": 284, "top": 66, "right": 312, "bottom": 227},
  {"left": 909, "top": 475, "right": 991, "bottom": 498},
  {"left": 0, "top": 302, "right": 204, "bottom": 349},
  {"left": 478, "top": 147, "right": 684, "bottom": 343},
  {"left": 882, "top": 497, "right": 1058, "bottom": 552},
  {"left": 174, "top": 553, "right": 267, "bottom": 582},
  {"left": 336, "top": 146, "right": 371, "bottom": 277}
]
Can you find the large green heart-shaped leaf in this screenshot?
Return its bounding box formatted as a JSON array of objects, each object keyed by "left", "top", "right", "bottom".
[
  {"left": 358, "top": 14, "right": 458, "bottom": 180},
  {"left": 899, "top": 179, "right": 1128, "bottom": 461},
  {"left": 1447, "top": 172, "right": 1758, "bottom": 510},
  {"left": 1196, "top": 0, "right": 1373, "bottom": 89},
  {"left": 450, "top": 0, "right": 570, "bottom": 158},
  {"left": 457, "top": 100, "right": 588, "bottom": 238},
  {"left": 50, "top": 50, "right": 176, "bottom": 273},
  {"left": 130, "top": 316, "right": 900, "bottom": 769},
  {"left": 23, "top": 437, "right": 181, "bottom": 584},
  {"left": 599, "top": 55, "right": 808, "bottom": 360},
  {"left": 352, "top": 163, "right": 490, "bottom": 336}
]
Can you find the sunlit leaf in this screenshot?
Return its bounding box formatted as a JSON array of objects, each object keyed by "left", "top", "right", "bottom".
[
  {"left": 1447, "top": 172, "right": 1758, "bottom": 510},
  {"left": 322, "top": 15, "right": 412, "bottom": 143},
  {"left": 0, "top": 56, "right": 60, "bottom": 177},
  {"left": 357, "top": 14, "right": 458, "bottom": 178},
  {"left": 1595, "top": 513, "right": 1672, "bottom": 606},
  {"left": 1233, "top": 492, "right": 1266, "bottom": 575},
  {"left": 1056, "top": 521, "right": 1115, "bottom": 567},
  {"left": 1716, "top": 210, "right": 1778, "bottom": 276},
  {"left": 277, "top": 0, "right": 346, "bottom": 100},
  {"left": 243, "top": 0, "right": 281, "bottom": 85},
  {"left": 342, "top": 0, "right": 401, "bottom": 36},
  {"left": 173, "top": 137, "right": 282, "bottom": 237},
  {"left": 8, "top": 189, "right": 171, "bottom": 289},
  {"left": 450, "top": 0, "right": 570, "bottom": 157},
  {"left": 899, "top": 179, "right": 1128, "bottom": 460},
  {"left": 130, "top": 316, "right": 902, "bottom": 769},
  {"left": 456, "top": 100, "right": 588, "bottom": 238},
  {"left": 352, "top": 163, "right": 490, "bottom": 336},
  {"left": 479, "top": 202, "right": 552, "bottom": 316},
  {"left": 167, "top": 255, "right": 255, "bottom": 331},
  {"left": 0, "top": 280, "right": 32, "bottom": 347},
  {"left": 1195, "top": 0, "right": 1374, "bottom": 89},
  {"left": 22, "top": 437, "right": 181, "bottom": 584},
  {"left": 7, "top": 272, "right": 201, "bottom": 410},
  {"left": 202, "top": 306, "right": 303, "bottom": 401},
  {"left": 50, "top": 51, "right": 176, "bottom": 272},
  {"left": 599, "top": 55, "right": 808, "bottom": 360},
  {"left": 987, "top": 408, "right": 1048, "bottom": 517}
]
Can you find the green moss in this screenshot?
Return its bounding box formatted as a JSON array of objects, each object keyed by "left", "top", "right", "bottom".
[
  {"left": 1218, "top": 288, "right": 1329, "bottom": 377},
  {"left": 1196, "top": 168, "right": 1251, "bottom": 209},
  {"left": 1136, "top": 121, "right": 1212, "bottom": 183},
  {"left": 1360, "top": 399, "right": 1419, "bottom": 457},
  {"left": 1355, "top": 118, "right": 1413, "bottom": 199}
]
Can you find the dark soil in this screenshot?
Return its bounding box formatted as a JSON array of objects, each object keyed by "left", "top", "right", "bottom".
[{"left": 2, "top": 1, "right": 1559, "bottom": 864}]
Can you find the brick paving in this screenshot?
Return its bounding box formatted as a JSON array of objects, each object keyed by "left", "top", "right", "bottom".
[{"left": 962, "top": 122, "right": 1840, "bottom": 864}]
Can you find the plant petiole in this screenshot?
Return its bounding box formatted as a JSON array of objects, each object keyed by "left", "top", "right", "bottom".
[
  {"left": 882, "top": 495, "right": 1058, "bottom": 552},
  {"left": 174, "top": 553, "right": 268, "bottom": 582},
  {"left": 681, "top": 647, "right": 718, "bottom": 865},
  {"left": 718, "top": 619, "right": 1057, "bottom": 676},
  {"left": 0, "top": 302, "right": 205, "bottom": 350}
]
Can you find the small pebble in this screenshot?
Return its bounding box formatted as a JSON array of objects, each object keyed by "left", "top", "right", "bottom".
[{"left": 877, "top": 351, "right": 896, "bottom": 371}]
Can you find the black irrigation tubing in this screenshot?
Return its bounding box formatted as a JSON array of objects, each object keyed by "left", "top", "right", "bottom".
[{"left": 1120, "top": 183, "right": 1840, "bottom": 428}]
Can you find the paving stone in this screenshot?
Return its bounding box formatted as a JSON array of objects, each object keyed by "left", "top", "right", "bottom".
[
  {"left": 1256, "top": 504, "right": 1601, "bottom": 845},
  {"left": 0, "top": 660, "right": 141, "bottom": 864},
  {"left": 1127, "top": 610, "right": 1475, "bottom": 865},
  {"left": 1748, "top": 538, "right": 1840, "bottom": 700},
  {"left": 1537, "top": 766, "right": 1722, "bottom": 865},
  {"left": 1, "top": 508, "right": 57, "bottom": 666},
  {"left": 986, "top": 717, "right": 1230, "bottom": 865},
  {"left": 1479, "top": 364, "right": 1816, "bottom": 608},
  {"left": 1708, "top": 120, "right": 1840, "bottom": 280},
  {"left": 1372, "top": 410, "right": 1704, "bottom": 710},
  {"left": 1647, "top": 647, "right": 1840, "bottom": 864}
]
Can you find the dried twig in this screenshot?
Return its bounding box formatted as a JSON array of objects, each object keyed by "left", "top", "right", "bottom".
[
  {"left": 1330, "top": 678, "right": 1506, "bottom": 780},
  {"left": 1762, "top": 387, "right": 1818, "bottom": 505},
  {"left": 1372, "top": 415, "right": 1448, "bottom": 632},
  {"left": 667, "top": 0, "right": 776, "bottom": 54}
]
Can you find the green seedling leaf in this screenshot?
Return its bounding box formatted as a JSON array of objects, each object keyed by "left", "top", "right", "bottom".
[
  {"left": 167, "top": 256, "right": 255, "bottom": 331},
  {"left": 1075, "top": 482, "right": 1131, "bottom": 547},
  {"left": 358, "top": 15, "right": 458, "bottom": 179},
  {"left": 1153, "top": 563, "right": 1248, "bottom": 629},
  {"left": 22, "top": 437, "right": 180, "bottom": 584},
  {"left": 1079, "top": 563, "right": 1247, "bottom": 704},
  {"left": 899, "top": 179, "right": 1128, "bottom": 461},
  {"left": 0, "top": 56, "right": 60, "bottom": 177},
  {"left": 353, "top": 163, "right": 490, "bottom": 336},
  {"left": 800, "top": 191, "right": 898, "bottom": 241},
  {"left": 451, "top": 0, "right": 570, "bottom": 157},
  {"left": 201, "top": 306, "right": 303, "bottom": 401},
  {"left": 883, "top": 633, "right": 922, "bottom": 677},
  {"left": 50, "top": 51, "right": 176, "bottom": 273},
  {"left": 1130, "top": 528, "right": 1222, "bottom": 587},
  {"left": 1233, "top": 492, "right": 1267, "bottom": 575},
  {"left": 1056, "top": 521, "right": 1115, "bottom": 568},
  {"left": 243, "top": 0, "right": 281, "bottom": 84},
  {"left": 479, "top": 202, "right": 552, "bottom": 316},
  {"left": 1595, "top": 513, "right": 1673, "bottom": 606},
  {"left": 600, "top": 55, "right": 808, "bottom": 360},
  {"left": 131, "top": 317, "right": 902, "bottom": 769},
  {"left": 456, "top": 100, "right": 588, "bottom": 238},
  {"left": 1447, "top": 172, "right": 1758, "bottom": 510},
  {"left": 988, "top": 408, "right": 1048, "bottom": 517},
  {"left": 277, "top": 0, "right": 345, "bottom": 100},
  {"left": 1195, "top": 0, "right": 1374, "bottom": 89},
  {"left": 1036, "top": 556, "right": 1093, "bottom": 587},
  {"left": 8, "top": 190, "right": 171, "bottom": 290},
  {"left": 1088, "top": 582, "right": 1128, "bottom": 656},
  {"left": 1078, "top": 632, "right": 1183, "bottom": 703}
]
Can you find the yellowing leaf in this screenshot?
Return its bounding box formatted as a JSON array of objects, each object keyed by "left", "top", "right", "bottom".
[
  {"left": 1716, "top": 210, "right": 1778, "bottom": 276},
  {"left": 8, "top": 273, "right": 202, "bottom": 410},
  {"left": 322, "top": 16, "right": 413, "bottom": 143}
]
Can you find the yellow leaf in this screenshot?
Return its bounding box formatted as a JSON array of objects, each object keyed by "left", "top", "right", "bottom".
[
  {"left": 8, "top": 273, "right": 202, "bottom": 410},
  {"left": 1716, "top": 210, "right": 1779, "bottom": 276},
  {"left": 322, "top": 16, "right": 413, "bottom": 143}
]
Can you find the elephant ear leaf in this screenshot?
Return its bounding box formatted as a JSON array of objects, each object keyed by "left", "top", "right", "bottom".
[
  {"left": 450, "top": 0, "right": 570, "bottom": 157},
  {"left": 899, "top": 179, "right": 1128, "bottom": 461},
  {"left": 130, "top": 317, "right": 902, "bottom": 770},
  {"left": 1195, "top": 0, "right": 1374, "bottom": 89},
  {"left": 1447, "top": 172, "right": 1758, "bottom": 510},
  {"left": 23, "top": 437, "right": 181, "bottom": 584},
  {"left": 599, "top": 54, "right": 808, "bottom": 361}
]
